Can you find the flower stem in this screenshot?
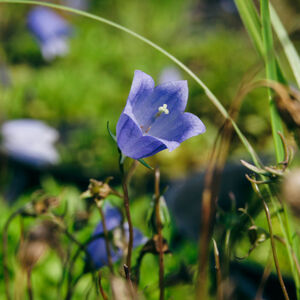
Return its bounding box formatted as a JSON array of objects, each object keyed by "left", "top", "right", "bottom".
[
  {"left": 154, "top": 168, "right": 164, "bottom": 300},
  {"left": 97, "top": 271, "right": 108, "bottom": 300},
  {"left": 27, "top": 269, "right": 34, "bottom": 300},
  {"left": 212, "top": 239, "right": 223, "bottom": 300},
  {"left": 97, "top": 204, "right": 114, "bottom": 274},
  {"left": 119, "top": 159, "right": 138, "bottom": 273},
  {"left": 122, "top": 179, "right": 133, "bottom": 271}
]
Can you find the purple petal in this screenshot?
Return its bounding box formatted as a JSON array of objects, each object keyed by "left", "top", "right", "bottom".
[
  {"left": 116, "top": 114, "right": 166, "bottom": 159},
  {"left": 148, "top": 112, "right": 206, "bottom": 151},
  {"left": 86, "top": 237, "right": 121, "bottom": 270},
  {"left": 133, "top": 80, "right": 188, "bottom": 130},
  {"left": 123, "top": 70, "right": 155, "bottom": 123},
  {"left": 133, "top": 228, "right": 148, "bottom": 247}
]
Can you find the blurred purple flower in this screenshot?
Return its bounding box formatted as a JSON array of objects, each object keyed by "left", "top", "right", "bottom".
[
  {"left": 87, "top": 205, "right": 146, "bottom": 270},
  {"left": 27, "top": 7, "right": 72, "bottom": 61},
  {"left": 116, "top": 70, "right": 206, "bottom": 159},
  {"left": 1, "top": 119, "right": 59, "bottom": 167}
]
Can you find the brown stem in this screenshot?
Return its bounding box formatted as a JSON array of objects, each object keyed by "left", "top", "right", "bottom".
[
  {"left": 154, "top": 168, "right": 164, "bottom": 300},
  {"left": 121, "top": 160, "right": 138, "bottom": 272},
  {"left": 27, "top": 269, "right": 34, "bottom": 300},
  {"left": 97, "top": 271, "right": 108, "bottom": 300},
  {"left": 123, "top": 264, "right": 135, "bottom": 298},
  {"left": 262, "top": 200, "right": 290, "bottom": 300},
  {"left": 212, "top": 239, "right": 223, "bottom": 300},
  {"left": 196, "top": 121, "right": 232, "bottom": 299},
  {"left": 274, "top": 235, "right": 300, "bottom": 281},
  {"left": 122, "top": 179, "right": 133, "bottom": 271},
  {"left": 98, "top": 205, "right": 114, "bottom": 274}
]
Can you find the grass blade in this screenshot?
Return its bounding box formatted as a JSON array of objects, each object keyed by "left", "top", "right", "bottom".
[
  {"left": 260, "top": 0, "right": 284, "bottom": 163},
  {"left": 270, "top": 4, "right": 300, "bottom": 89}
]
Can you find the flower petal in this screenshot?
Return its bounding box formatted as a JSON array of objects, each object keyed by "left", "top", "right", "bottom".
[
  {"left": 123, "top": 223, "right": 148, "bottom": 247},
  {"left": 148, "top": 112, "right": 206, "bottom": 151},
  {"left": 116, "top": 113, "right": 166, "bottom": 159},
  {"left": 86, "top": 237, "right": 121, "bottom": 270},
  {"left": 123, "top": 70, "right": 155, "bottom": 123},
  {"left": 133, "top": 80, "right": 188, "bottom": 130}
]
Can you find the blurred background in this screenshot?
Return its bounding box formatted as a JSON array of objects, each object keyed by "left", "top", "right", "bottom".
[{"left": 0, "top": 0, "right": 299, "bottom": 299}]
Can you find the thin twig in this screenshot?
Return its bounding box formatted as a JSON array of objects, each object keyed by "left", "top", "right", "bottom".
[
  {"left": 155, "top": 168, "right": 164, "bottom": 300},
  {"left": 121, "top": 160, "right": 138, "bottom": 272},
  {"left": 98, "top": 205, "right": 114, "bottom": 274},
  {"left": 196, "top": 120, "right": 232, "bottom": 299},
  {"left": 27, "top": 269, "right": 34, "bottom": 300},
  {"left": 122, "top": 179, "right": 133, "bottom": 271},
  {"left": 124, "top": 264, "right": 135, "bottom": 298},
  {"left": 97, "top": 271, "right": 108, "bottom": 300},
  {"left": 274, "top": 235, "right": 300, "bottom": 280},
  {"left": 261, "top": 198, "right": 290, "bottom": 300},
  {"left": 212, "top": 239, "right": 223, "bottom": 300}
]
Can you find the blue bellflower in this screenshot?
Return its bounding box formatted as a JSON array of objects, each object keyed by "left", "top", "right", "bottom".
[
  {"left": 116, "top": 70, "right": 206, "bottom": 159},
  {"left": 27, "top": 7, "right": 72, "bottom": 61},
  {"left": 86, "top": 205, "right": 146, "bottom": 270}
]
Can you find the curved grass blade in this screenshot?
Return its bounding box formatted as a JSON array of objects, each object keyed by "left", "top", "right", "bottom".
[{"left": 270, "top": 4, "right": 300, "bottom": 89}]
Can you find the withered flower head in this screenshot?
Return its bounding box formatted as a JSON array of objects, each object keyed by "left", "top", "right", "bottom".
[
  {"left": 34, "top": 196, "right": 60, "bottom": 215},
  {"left": 18, "top": 220, "right": 61, "bottom": 271},
  {"left": 282, "top": 168, "right": 300, "bottom": 217},
  {"left": 82, "top": 178, "right": 112, "bottom": 200}
]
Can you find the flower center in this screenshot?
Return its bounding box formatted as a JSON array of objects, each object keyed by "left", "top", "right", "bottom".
[
  {"left": 157, "top": 104, "right": 169, "bottom": 116},
  {"left": 141, "top": 104, "right": 169, "bottom": 134}
]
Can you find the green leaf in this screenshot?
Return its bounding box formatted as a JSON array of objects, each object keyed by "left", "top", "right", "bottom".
[
  {"left": 234, "top": 0, "right": 263, "bottom": 56},
  {"left": 107, "top": 121, "right": 117, "bottom": 142},
  {"left": 260, "top": 0, "right": 284, "bottom": 163},
  {"left": 137, "top": 158, "right": 153, "bottom": 170}
]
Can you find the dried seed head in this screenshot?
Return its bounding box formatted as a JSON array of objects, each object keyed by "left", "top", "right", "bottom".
[
  {"left": 282, "top": 169, "right": 300, "bottom": 217},
  {"left": 18, "top": 220, "right": 61, "bottom": 271},
  {"left": 88, "top": 179, "right": 112, "bottom": 200},
  {"left": 34, "top": 196, "right": 60, "bottom": 214}
]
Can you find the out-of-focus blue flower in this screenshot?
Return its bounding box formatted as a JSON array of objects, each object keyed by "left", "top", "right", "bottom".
[
  {"left": 27, "top": 7, "right": 72, "bottom": 61},
  {"left": 116, "top": 70, "right": 206, "bottom": 159},
  {"left": 87, "top": 205, "right": 147, "bottom": 270},
  {"left": 159, "top": 66, "right": 182, "bottom": 84},
  {"left": 1, "top": 119, "right": 59, "bottom": 167}
]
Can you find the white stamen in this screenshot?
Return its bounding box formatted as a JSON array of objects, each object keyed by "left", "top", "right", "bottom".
[{"left": 158, "top": 104, "right": 169, "bottom": 115}]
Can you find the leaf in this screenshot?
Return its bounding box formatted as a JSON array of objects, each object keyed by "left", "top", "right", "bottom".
[
  {"left": 240, "top": 159, "right": 269, "bottom": 175},
  {"left": 137, "top": 158, "right": 153, "bottom": 170},
  {"left": 107, "top": 121, "right": 117, "bottom": 142}
]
